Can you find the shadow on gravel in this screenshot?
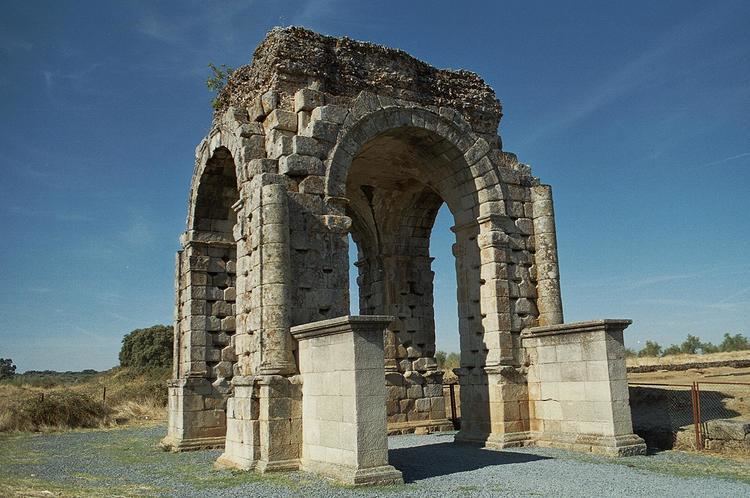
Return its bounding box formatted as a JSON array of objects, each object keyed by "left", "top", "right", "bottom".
[{"left": 389, "top": 442, "right": 551, "bottom": 482}]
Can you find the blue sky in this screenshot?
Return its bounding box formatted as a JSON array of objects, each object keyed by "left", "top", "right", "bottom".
[{"left": 1, "top": 1, "right": 748, "bottom": 371}]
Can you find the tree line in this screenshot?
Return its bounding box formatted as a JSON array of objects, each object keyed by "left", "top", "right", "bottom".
[{"left": 630, "top": 332, "right": 749, "bottom": 358}]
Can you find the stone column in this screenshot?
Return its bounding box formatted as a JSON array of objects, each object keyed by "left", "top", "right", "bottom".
[
  {"left": 258, "top": 182, "right": 296, "bottom": 375},
  {"left": 531, "top": 185, "right": 563, "bottom": 326}
]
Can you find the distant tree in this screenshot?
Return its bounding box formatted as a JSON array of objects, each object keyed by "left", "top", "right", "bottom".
[
  {"left": 638, "top": 341, "right": 662, "bottom": 358},
  {"left": 679, "top": 334, "right": 702, "bottom": 355},
  {"left": 701, "top": 341, "right": 719, "bottom": 354},
  {"left": 435, "top": 351, "right": 447, "bottom": 367},
  {"left": 662, "top": 344, "right": 682, "bottom": 356},
  {"left": 719, "top": 332, "right": 749, "bottom": 352},
  {"left": 0, "top": 358, "right": 16, "bottom": 379},
  {"left": 624, "top": 348, "right": 637, "bottom": 358},
  {"left": 434, "top": 350, "right": 461, "bottom": 370},
  {"left": 206, "top": 63, "right": 234, "bottom": 110},
  {"left": 443, "top": 352, "right": 460, "bottom": 371},
  {"left": 119, "top": 325, "right": 173, "bottom": 370}
]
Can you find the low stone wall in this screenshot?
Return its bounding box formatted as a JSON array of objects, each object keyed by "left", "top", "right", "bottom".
[{"left": 705, "top": 419, "right": 750, "bottom": 453}]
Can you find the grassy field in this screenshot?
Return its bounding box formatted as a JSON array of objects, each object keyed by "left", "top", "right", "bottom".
[{"left": 0, "top": 368, "right": 170, "bottom": 432}]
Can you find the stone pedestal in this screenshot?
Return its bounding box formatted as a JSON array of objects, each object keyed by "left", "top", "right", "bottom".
[
  {"left": 522, "top": 320, "right": 646, "bottom": 456},
  {"left": 216, "top": 375, "right": 302, "bottom": 472},
  {"left": 453, "top": 367, "right": 533, "bottom": 449},
  {"left": 291, "top": 315, "right": 403, "bottom": 486},
  {"left": 161, "top": 377, "right": 227, "bottom": 451}
]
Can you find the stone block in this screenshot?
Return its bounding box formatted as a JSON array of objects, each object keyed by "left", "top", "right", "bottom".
[
  {"left": 303, "top": 120, "right": 339, "bottom": 142},
  {"left": 415, "top": 398, "right": 431, "bottom": 413},
  {"left": 299, "top": 175, "right": 325, "bottom": 194},
  {"left": 264, "top": 109, "right": 298, "bottom": 133},
  {"left": 292, "top": 135, "right": 324, "bottom": 158},
  {"left": 311, "top": 105, "right": 348, "bottom": 124},
  {"left": 260, "top": 90, "right": 279, "bottom": 114},
  {"left": 279, "top": 154, "right": 324, "bottom": 176},
  {"left": 294, "top": 88, "right": 324, "bottom": 112}
]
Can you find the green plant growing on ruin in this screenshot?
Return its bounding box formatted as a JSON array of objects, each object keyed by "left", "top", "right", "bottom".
[{"left": 206, "top": 63, "right": 234, "bottom": 110}]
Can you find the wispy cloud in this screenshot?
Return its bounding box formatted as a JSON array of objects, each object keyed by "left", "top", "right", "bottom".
[
  {"left": 6, "top": 205, "right": 94, "bottom": 223},
  {"left": 0, "top": 37, "right": 33, "bottom": 55},
  {"left": 136, "top": 15, "right": 189, "bottom": 45},
  {"left": 288, "top": 0, "right": 340, "bottom": 27},
  {"left": 520, "top": 6, "right": 734, "bottom": 146},
  {"left": 698, "top": 152, "right": 750, "bottom": 168},
  {"left": 119, "top": 215, "right": 155, "bottom": 247}
]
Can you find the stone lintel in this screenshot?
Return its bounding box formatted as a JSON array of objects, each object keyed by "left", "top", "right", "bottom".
[
  {"left": 521, "top": 319, "right": 632, "bottom": 339},
  {"left": 290, "top": 314, "right": 395, "bottom": 340}
]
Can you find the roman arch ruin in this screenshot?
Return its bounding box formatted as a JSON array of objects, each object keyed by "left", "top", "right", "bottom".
[{"left": 162, "top": 27, "right": 646, "bottom": 484}]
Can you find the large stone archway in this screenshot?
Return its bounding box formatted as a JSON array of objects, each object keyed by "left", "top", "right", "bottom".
[{"left": 164, "top": 27, "right": 645, "bottom": 484}]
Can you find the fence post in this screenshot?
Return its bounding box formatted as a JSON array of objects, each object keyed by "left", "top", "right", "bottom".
[
  {"left": 102, "top": 386, "right": 106, "bottom": 403},
  {"left": 695, "top": 382, "right": 703, "bottom": 449},
  {"left": 691, "top": 382, "right": 703, "bottom": 450}
]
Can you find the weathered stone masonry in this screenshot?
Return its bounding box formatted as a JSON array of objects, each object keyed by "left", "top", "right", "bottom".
[{"left": 163, "top": 27, "right": 645, "bottom": 481}]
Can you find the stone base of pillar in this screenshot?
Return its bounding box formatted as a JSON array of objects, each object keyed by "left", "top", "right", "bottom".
[
  {"left": 387, "top": 418, "right": 454, "bottom": 435},
  {"left": 534, "top": 432, "right": 647, "bottom": 456},
  {"left": 453, "top": 430, "right": 535, "bottom": 449},
  {"left": 163, "top": 377, "right": 228, "bottom": 452},
  {"left": 215, "top": 375, "right": 302, "bottom": 472},
  {"left": 215, "top": 376, "right": 260, "bottom": 470},
  {"left": 302, "top": 460, "right": 403, "bottom": 486},
  {"left": 160, "top": 435, "right": 225, "bottom": 452}
]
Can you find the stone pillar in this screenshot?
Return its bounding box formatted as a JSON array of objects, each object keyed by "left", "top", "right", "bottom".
[
  {"left": 291, "top": 315, "right": 403, "bottom": 486},
  {"left": 476, "top": 214, "right": 515, "bottom": 366},
  {"left": 257, "top": 182, "right": 296, "bottom": 375},
  {"left": 163, "top": 238, "right": 234, "bottom": 451},
  {"left": 530, "top": 185, "right": 563, "bottom": 326},
  {"left": 522, "top": 320, "right": 646, "bottom": 456}
]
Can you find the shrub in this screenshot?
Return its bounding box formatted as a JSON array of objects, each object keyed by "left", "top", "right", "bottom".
[
  {"left": 207, "top": 63, "right": 234, "bottom": 109},
  {"left": 679, "top": 334, "right": 702, "bottom": 355},
  {"left": 0, "top": 391, "right": 110, "bottom": 432},
  {"left": 638, "top": 341, "right": 662, "bottom": 358},
  {"left": 119, "top": 325, "right": 173, "bottom": 370},
  {"left": 719, "top": 333, "right": 749, "bottom": 352}
]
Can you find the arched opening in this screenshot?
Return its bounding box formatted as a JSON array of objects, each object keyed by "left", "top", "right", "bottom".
[
  {"left": 343, "top": 126, "right": 481, "bottom": 432},
  {"left": 166, "top": 145, "right": 241, "bottom": 450},
  {"left": 188, "top": 146, "right": 239, "bottom": 384}
]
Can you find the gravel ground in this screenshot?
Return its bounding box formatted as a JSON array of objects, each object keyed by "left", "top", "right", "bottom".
[{"left": 1, "top": 425, "right": 749, "bottom": 497}]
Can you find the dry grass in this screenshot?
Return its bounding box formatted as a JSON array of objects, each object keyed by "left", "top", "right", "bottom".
[
  {"left": 0, "top": 367, "right": 169, "bottom": 432},
  {"left": 627, "top": 350, "right": 750, "bottom": 368}
]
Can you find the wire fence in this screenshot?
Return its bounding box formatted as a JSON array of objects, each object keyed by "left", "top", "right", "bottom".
[{"left": 629, "top": 381, "right": 750, "bottom": 451}]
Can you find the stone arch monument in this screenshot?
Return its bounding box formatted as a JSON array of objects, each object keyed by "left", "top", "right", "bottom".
[{"left": 162, "top": 27, "right": 645, "bottom": 484}]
